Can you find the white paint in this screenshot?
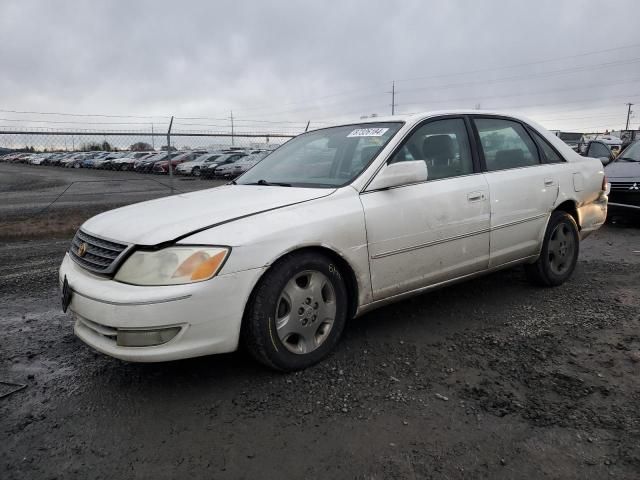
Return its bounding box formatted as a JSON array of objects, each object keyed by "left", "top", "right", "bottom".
[{"left": 59, "top": 110, "right": 608, "bottom": 362}]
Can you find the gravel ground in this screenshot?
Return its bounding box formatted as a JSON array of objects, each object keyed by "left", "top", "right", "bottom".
[{"left": 1, "top": 165, "right": 639, "bottom": 479}]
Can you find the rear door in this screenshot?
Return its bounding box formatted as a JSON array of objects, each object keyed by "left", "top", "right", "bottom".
[{"left": 471, "top": 116, "right": 558, "bottom": 267}]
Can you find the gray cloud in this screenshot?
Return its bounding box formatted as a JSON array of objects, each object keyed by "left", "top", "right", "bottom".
[{"left": 1, "top": 0, "right": 639, "bottom": 132}]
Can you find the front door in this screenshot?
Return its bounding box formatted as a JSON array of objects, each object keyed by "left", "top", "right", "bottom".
[{"left": 361, "top": 117, "right": 490, "bottom": 301}]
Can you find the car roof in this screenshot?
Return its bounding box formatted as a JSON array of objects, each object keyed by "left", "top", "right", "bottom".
[{"left": 329, "top": 110, "right": 545, "bottom": 128}]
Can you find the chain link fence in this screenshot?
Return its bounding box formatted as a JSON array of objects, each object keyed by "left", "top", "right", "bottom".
[
  {"left": 0, "top": 127, "right": 296, "bottom": 155},
  {"left": 0, "top": 128, "right": 297, "bottom": 241}
]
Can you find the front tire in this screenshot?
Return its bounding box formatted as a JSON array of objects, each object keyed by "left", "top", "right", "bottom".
[
  {"left": 525, "top": 211, "right": 579, "bottom": 287},
  {"left": 242, "top": 252, "right": 349, "bottom": 371}
]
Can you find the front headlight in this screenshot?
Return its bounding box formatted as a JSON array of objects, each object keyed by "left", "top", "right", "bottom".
[{"left": 114, "top": 246, "right": 230, "bottom": 286}]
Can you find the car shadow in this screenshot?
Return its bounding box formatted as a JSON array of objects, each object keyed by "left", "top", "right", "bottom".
[{"left": 82, "top": 265, "right": 542, "bottom": 391}]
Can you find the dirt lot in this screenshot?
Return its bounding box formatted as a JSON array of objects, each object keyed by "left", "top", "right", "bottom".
[
  {"left": 1, "top": 164, "right": 639, "bottom": 479},
  {"left": 0, "top": 163, "right": 224, "bottom": 239}
]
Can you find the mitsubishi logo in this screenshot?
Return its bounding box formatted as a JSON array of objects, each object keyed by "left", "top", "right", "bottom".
[{"left": 630, "top": 183, "right": 639, "bottom": 191}]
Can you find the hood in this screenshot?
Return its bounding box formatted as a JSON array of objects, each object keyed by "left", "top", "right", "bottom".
[
  {"left": 82, "top": 185, "right": 335, "bottom": 245},
  {"left": 605, "top": 160, "right": 640, "bottom": 180}
]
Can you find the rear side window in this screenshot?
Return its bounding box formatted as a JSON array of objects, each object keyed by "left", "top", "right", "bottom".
[
  {"left": 530, "top": 130, "right": 564, "bottom": 163},
  {"left": 474, "top": 118, "right": 540, "bottom": 171}
]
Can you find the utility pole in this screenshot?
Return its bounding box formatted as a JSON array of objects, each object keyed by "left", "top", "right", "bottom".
[
  {"left": 625, "top": 103, "right": 633, "bottom": 130},
  {"left": 230, "top": 110, "right": 235, "bottom": 146},
  {"left": 166, "top": 116, "right": 174, "bottom": 195},
  {"left": 151, "top": 123, "right": 155, "bottom": 150},
  {"left": 390, "top": 81, "right": 396, "bottom": 115}
]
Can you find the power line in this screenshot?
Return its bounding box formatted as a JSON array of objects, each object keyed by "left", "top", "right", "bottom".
[
  {"left": 207, "top": 42, "right": 640, "bottom": 116},
  {"left": 396, "top": 77, "right": 640, "bottom": 110},
  {"left": 397, "top": 57, "right": 640, "bottom": 96},
  {"left": 0, "top": 109, "right": 169, "bottom": 120},
  {"left": 0, "top": 117, "right": 165, "bottom": 126},
  {"left": 234, "top": 57, "right": 640, "bottom": 120},
  {"left": 393, "top": 42, "right": 640, "bottom": 84}
]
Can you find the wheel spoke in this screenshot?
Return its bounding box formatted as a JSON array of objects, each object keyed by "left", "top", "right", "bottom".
[
  {"left": 318, "top": 299, "right": 336, "bottom": 323},
  {"left": 282, "top": 278, "right": 307, "bottom": 308},
  {"left": 307, "top": 271, "right": 325, "bottom": 298},
  {"left": 276, "top": 313, "right": 298, "bottom": 338},
  {"left": 297, "top": 333, "right": 316, "bottom": 354}
]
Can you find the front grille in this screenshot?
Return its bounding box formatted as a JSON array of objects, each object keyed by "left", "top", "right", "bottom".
[
  {"left": 69, "top": 229, "right": 130, "bottom": 275},
  {"left": 610, "top": 182, "right": 639, "bottom": 192}
]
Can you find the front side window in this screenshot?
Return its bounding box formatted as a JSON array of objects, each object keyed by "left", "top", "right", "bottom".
[
  {"left": 475, "top": 118, "right": 540, "bottom": 171},
  {"left": 389, "top": 118, "right": 474, "bottom": 180},
  {"left": 237, "top": 122, "right": 402, "bottom": 187}
]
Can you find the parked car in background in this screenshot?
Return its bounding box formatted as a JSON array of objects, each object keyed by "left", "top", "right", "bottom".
[
  {"left": 93, "top": 152, "right": 128, "bottom": 169},
  {"left": 108, "top": 151, "right": 153, "bottom": 171},
  {"left": 554, "top": 131, "right": 583, "bottom": 152},
  {"left": 62, "top": 153, "right": 91, "bottom": 168},
  {"left": 175, "top": 152, "right": 224, "bottom": 176},
  {"left": 12, "top": 153, "right": 34, "bottom": 163},
  {"left": 133, "top": 152, "right": 169, "bottom": 173},
  {"left": 51, "top": 153, "right": 76, "bottom": 166},
  {"left": 226, "top": 152, "right": 270, "bottom": 178},
  {"left": 60, "top": 111, "right": 607, "bottom": 371},
  {"left": 81, "top": 152, "right": 108, "bottom": 168},
  {"left": 41, "top": 153, "right": 64, "bottom": 165},
  {"left": 201, "top": 152, "right": 247, "bottom": 178},
  {"left": 152, "top": 151, "right": 200, "bottom": 174},
  {"left": 28, "top": 153, "right": 50, "bottom": 165},
  {"left": 579, "top": 134, "right": 623, "bottom": 156},
  {"left": 582, "top": 140, "right": 616, "bottom": 165},
  {"left": 604, "top": 139, "right": 640, "bottom": 218}
]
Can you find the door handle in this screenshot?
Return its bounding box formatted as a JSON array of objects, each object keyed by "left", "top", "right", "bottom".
[
  {"left": 544, "top": 178, "right": 555, "bottom": 186},
  {"left": 467, "top": 191, "right": 485, "bottom": 202}
]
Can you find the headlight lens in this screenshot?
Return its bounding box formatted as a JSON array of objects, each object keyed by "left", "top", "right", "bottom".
[{"left": 114, "top": 246, "right": 229, "bottom": 285}]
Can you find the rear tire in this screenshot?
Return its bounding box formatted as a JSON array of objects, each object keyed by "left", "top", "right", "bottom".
[
  {"left": 193, "top": 167, "right": 201, "bottom": 177},
  {"left": 242, "top": 252, "right": 348, "bottom": 371},
  {"left": 525, "top": 211, "right": 579, "bottom": 287}
]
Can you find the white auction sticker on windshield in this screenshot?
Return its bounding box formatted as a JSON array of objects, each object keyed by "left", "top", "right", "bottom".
[{"left": 347, "top": 127, "right": 389, "bottom": 137}]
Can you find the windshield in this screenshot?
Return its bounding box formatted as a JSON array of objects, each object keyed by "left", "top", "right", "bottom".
[
  {"left": 616, "top": 141, "right": 640, "bottom": 162},
  {"left": 237, "top": 122, "right": 403, "bottom": 187}
]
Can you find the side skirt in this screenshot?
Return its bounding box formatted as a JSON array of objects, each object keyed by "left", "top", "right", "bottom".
[{"left": 354, "top": 255, "right": 539, "bottom": 317}]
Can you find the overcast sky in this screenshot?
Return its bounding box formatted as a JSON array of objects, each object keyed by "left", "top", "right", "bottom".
[{"left": 1, "top": 0, "right": 639, "bottom": 134}]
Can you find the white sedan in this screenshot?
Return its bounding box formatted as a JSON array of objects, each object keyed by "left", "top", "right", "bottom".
[{"left": 59, "top": 111, "right": 608, "bottom": 370}]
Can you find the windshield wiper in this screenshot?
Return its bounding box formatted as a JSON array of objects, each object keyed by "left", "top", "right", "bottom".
[
  {"left": 617, "top": 157, "right": 640, "bottom": 162},
  {"left": 246, "top": 179, "right": 292, "bottom": 187}
]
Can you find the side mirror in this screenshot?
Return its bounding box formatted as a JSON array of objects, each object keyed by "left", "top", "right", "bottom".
[
  {"left": 368, "top": 160, "right": 428, "bottom": 191},
  {"left": 599, "top": 155, "right": 613, "bottom": 166}
]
